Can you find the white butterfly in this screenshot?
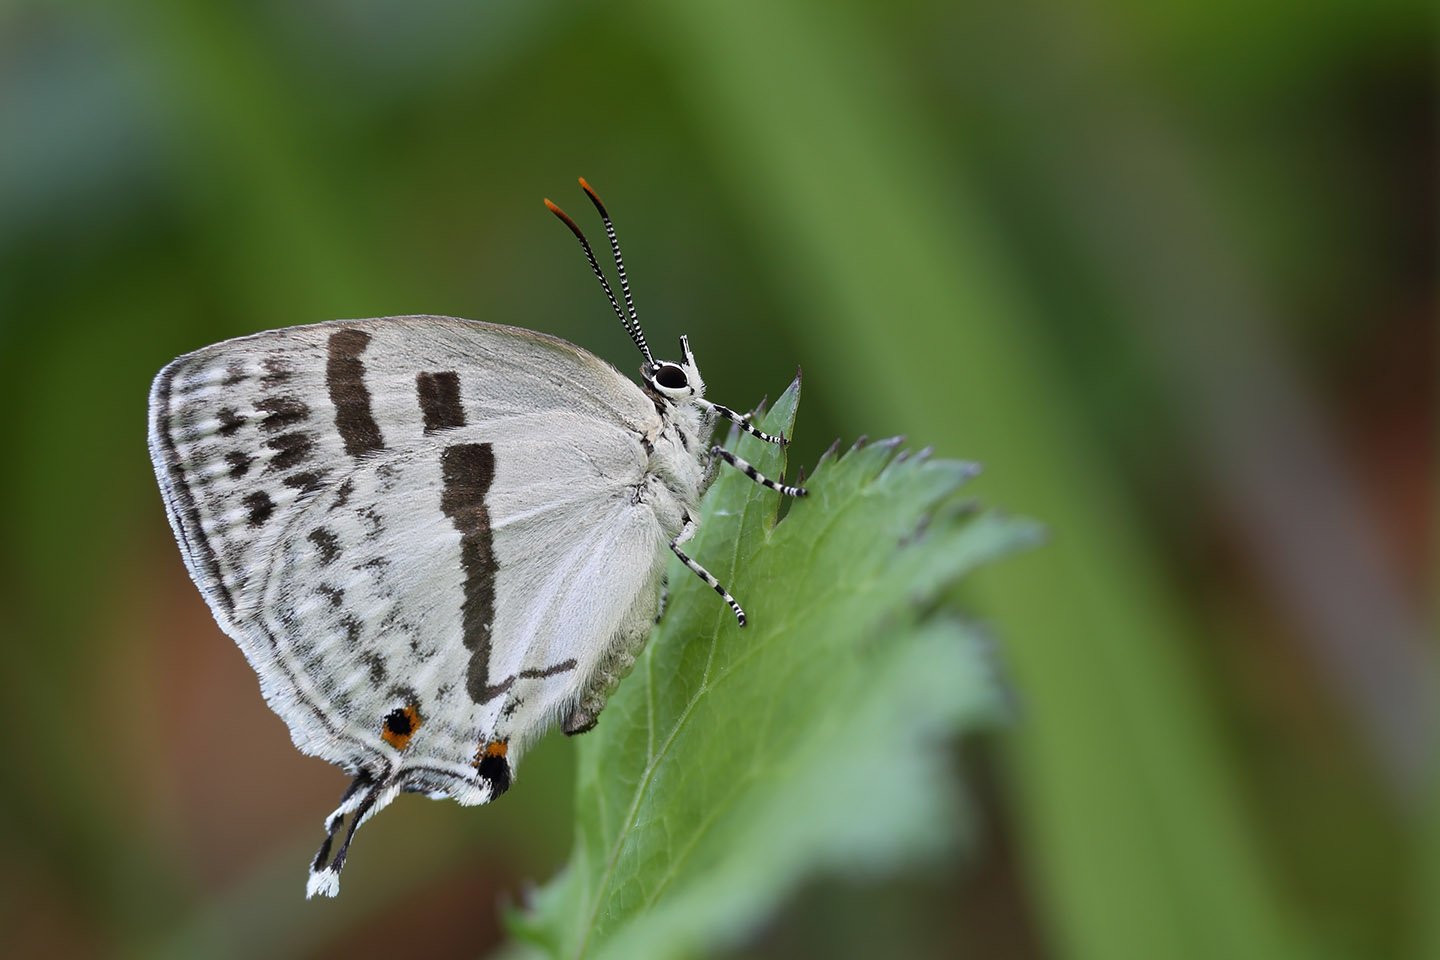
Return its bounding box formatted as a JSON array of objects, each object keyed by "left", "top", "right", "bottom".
[{"left": 146, "top": 179, "right": 807, "bottom": 898}]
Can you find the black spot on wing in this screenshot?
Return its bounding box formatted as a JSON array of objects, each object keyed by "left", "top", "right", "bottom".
[
  {"left": 224, "top": 451, "right": 254, "bottom": 479},
  {"left": 267, "top": 432, "right": 314, "bottom": 470},
  {"left": 256, "top": 395, "right": 310, "bottom": 432},
  {"left": 308, "top": 528, "right": 340, "bottom": 565},
  {"left": 261, "top": 356, "right": 293, "bottom": 386},
  {"left": 283, "top": 470, "right": 329, "bottom": 494},
  {"left": 217, "top": 408, "right": 246, "bottom": 437},
  {"left": 476, "top": 752, "right": 511, "bottom": 797},
  {"left": 243, "top": 491, "right": 274, "bottom": 526},
  {"left": 383, "top": 707, "right": 413, "bottom": 736}
]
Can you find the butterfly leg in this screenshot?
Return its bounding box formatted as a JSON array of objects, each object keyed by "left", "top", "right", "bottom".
[
  {"left": 701, "top": 399, "right": 788, "bottom": 445},
  {"left": 670, "top": 518, "right": 747, "bottom": 626},
  {"left": 709, "top": 446, "right": 808, "bottom": 497}
]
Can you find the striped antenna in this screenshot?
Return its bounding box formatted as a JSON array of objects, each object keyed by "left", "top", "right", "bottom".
[
  {"left": 544, "top": 197, "right": 653, "bottom": 363},
  {"left": 577, "top": 178, "right": 651, "bottom": 363}
]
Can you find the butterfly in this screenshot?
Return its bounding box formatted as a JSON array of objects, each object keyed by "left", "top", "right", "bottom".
[{"left": 146, "top": 179, "right": 807, "bottom": 898}]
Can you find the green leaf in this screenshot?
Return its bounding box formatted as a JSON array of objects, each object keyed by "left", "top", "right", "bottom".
[{"left": 507, "top": 377, "right": 1040, "bottom": 959}]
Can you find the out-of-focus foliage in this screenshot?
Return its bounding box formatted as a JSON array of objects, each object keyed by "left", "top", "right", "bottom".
[
  {"left": 512, "top": 385, "right": 1036, "bottom": 959},
  {"left": 0, "top": 0, "right": 1432, "bottom": 958}
]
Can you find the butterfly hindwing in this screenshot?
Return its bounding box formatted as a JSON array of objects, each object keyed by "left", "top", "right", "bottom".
[{"left": 148, "top": 316, "right": 671, "bottom": 799}]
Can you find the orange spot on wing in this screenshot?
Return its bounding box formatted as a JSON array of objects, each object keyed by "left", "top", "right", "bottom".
[
  {"left": 380, "top": 702, "right": 422, "bottom": 751},
  {"left": 475, "top": 739, "right": 508, "bottom": 763}
]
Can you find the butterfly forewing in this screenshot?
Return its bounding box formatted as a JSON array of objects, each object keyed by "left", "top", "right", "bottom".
[{"left": 148, "top": 315, "right": 670, "bottom": 796}]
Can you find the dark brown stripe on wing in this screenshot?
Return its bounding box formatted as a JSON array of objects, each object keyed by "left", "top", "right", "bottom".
[
  {"left": 475, "top": 658, "right": 578, "bottom": 704},
  {"left": 416, "top": 371, "right": 466, "bottom": 434},
  {"left": 440, "top": 443, "right": 500, "bottom": 704},
  {"left": 326, "top": 329, "right": 385, "bottom": 457}
]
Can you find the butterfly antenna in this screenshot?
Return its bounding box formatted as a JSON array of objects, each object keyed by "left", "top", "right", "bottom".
[
  {"left": 578, "top": 177, "right": 652, "bottom": 364},
  {"left": 546, "top": 192, "right": 655, "bottom": 365}
]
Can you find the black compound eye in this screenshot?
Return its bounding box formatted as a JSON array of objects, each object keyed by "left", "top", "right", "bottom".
[{"left": 656, "top": 364, "right": 689, "bottom": 390}]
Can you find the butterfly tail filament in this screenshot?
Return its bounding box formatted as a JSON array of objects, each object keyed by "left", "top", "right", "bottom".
[{"left": 307, "top": 773, "right": 400, "bottom": 898}]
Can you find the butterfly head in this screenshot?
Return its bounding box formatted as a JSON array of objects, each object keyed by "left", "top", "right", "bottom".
[{"left": 642, "top": 335, "right": 706, "bottom": 404}]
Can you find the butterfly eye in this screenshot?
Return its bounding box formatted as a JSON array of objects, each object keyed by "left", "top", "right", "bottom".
[{"left": 656, "top": 364, "right": 688, "bottom": 390}]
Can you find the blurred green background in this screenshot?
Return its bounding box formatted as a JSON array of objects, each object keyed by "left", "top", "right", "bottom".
[{"left": 0, "top": 0, "right": 1433, "bottom": 957}]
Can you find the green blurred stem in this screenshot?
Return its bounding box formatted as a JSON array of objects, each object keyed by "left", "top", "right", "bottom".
[
  {"left": 1016, "top": 0, "right": 1431, "bottom": 798},
  {"left": 635, "top": 0, "right": 1304, "bottom": 957}
]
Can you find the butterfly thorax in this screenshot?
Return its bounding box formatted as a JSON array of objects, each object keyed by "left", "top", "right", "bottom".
[
  {"left": 635, "top": 338, "right": 716, "bottom": 517},
  {"left": 639, "top": 360, "right": 715, "bottom": 527},
  {"left": 648, "top": 400, "right": 715, "bottom": 507}
]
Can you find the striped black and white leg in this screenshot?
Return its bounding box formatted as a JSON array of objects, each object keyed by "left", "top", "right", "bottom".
[
  {"left": 700, "top": 400, "right": 788, "bottom": 445},
  {"left": 671, "top": 540, "right": 746, "bottom": 626},
  {"left": 670, "top": 517, "right": 746, "bottom": 626},
  {"left": 710, "top": 447, "right": 808, "bottom": 497}
]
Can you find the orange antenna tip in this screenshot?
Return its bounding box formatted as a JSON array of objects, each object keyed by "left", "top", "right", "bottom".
[
  {"left": 544, "top": 198, "right": 585, "bottom": 239},
  {"left": 578, "top": 177, "right": 607, "bottom": 213}
]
